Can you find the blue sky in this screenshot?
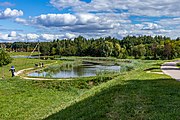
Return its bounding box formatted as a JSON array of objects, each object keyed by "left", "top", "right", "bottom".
[{"left": 0, "top": 0, "right": 180, "bottom": 42}]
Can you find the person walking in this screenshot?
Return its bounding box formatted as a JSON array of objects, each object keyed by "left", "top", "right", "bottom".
[{"left": 9, "top": 66, "right": 15, "bottom": 77}]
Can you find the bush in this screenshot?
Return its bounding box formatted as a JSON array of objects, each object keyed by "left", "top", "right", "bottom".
[{"left": 0, "top": 49, "right": 12, "bottom": 66}]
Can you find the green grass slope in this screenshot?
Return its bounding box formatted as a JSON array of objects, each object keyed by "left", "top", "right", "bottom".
[
  {"left": 45, "top": 60, "right": 180, "bottom": 120},
  {"left": 0, "top": 79, "right": 80, "bottom": 120},
  {"left": 0, "top": 58, "right": 179, "bottom": 120}
]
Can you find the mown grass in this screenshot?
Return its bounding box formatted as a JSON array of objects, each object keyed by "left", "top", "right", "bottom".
[
  {"left": 0, "top": 57, "right": 180, "bottom": 120},
  {"left": 45, "top": 60, "right": 180, "bottom": 120},
  {"left": 0, "top": 58, "right": 54, "bottom": 78},
  {"left": 46, "top": 78, "right": 180, "bottom": 120},
  {"left": 0, "top": 57, "right": 119, "bottom": 120},
  {"left": 143, "top": 62, "right": 163, "bottom": 72},
  {"left": 0, "top": 78, "right": 82, "bottom": 120},
  {"left": 9, "top": 51, "right": 40, "bottom": 56},
  {"left": 0, "top": 57, "right": 82, "bottom": 120}
]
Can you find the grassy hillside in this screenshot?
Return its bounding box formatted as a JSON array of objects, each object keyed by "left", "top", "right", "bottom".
[
  {"left": 0, "top": 57, "right": 179, "bottom": 120},
  {"left": 9, "top": 52, "right": 39, "bottom": 56},
  {"left": 0, "top": 58, "right": 54, "bottom": 78},
  {"left": 45, "top": 60, "right": 180, "bottom": 120},
  {"left": 0, "top": 57, "right": 120, "bottom": 119}
]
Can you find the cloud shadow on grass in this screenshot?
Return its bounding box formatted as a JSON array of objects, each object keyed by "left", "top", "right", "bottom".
[{"left": 44, "top": 78, "right": 180, "bottom": 120}]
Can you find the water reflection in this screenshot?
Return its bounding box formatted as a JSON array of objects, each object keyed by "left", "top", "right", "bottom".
[
  {"left": 12, "top": 55, "right": 39, "bottom": 59},
  {"left": 28, "top": 64, "right": 121, "bottom": 78}
]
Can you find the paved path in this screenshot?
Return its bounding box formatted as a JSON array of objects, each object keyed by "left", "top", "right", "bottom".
[
  {"left": 161, "top": 60, "right": 180, "bottom": 81},
  {"left": 15, "top": 61, "right": 74, "bottom": 81},
  {"left": 20, "top": 76, "right": 72, "bottom": 81}
]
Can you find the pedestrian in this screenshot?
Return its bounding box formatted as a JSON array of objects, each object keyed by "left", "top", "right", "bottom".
[
  {"left": 41, "top": 62, "right": 44, "bottom": 67},
  {"left": 35, "top": 63, "right": 38, "bottom": 67},
  {"left": 39, "top": 62, "right": 41, "bottom": 67},
  {"left": 9, "top": 66, "right": 15, "bottom": 77}
]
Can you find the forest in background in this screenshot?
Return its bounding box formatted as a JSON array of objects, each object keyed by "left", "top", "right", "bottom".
[{"left": 2, "top": 35, "right": 180, "bottom": 60}]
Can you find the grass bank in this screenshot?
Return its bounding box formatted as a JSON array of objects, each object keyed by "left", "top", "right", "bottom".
[
  {"left": 45, "top": 60, "right": 180, "bottom": 120},
  {"left": 0, "top": 57, "right": 119, "bottom": 119},
  {"left": 0, "top": 58, "right": 54, "bottom": 78},
  {"left": 0, "top": 58, "right": 180, "bottom": 120},
  {"left": 9, "top": 52, "right": 39, "bottom": 56}
]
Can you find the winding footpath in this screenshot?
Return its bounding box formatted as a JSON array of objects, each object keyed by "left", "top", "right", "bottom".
[
  {"left": 15, "top": 60, "right": 180, "bottom": 81},
  {"left": 161, "top": 60, "right": 180, "bottom": 81},
  {"left": 15, "top": 61, "right": 74, "bottom": 81}
]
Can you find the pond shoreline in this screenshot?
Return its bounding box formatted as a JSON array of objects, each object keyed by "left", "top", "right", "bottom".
[{"left": 28, "top": 63, "right": 121, "bottom": 79}]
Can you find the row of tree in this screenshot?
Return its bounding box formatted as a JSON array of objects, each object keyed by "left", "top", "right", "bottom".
[{"left": 2, "top": 35, "right": 180, "bottom": 60}]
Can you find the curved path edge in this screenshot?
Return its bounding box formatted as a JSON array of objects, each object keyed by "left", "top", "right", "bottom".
[
  {"left": 161, "top": 60, "right": 180, "bottom": 81},
  {"left": 14, "top": 61, "right": 67, "bottom": 81}
]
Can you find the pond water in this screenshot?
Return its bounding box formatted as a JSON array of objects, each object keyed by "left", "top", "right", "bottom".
[
  {"left": 12, "top": 55, "right": 39, "bottom": 59},
  {"left": 28, "top": 64, "right": 121, "bottom": 78}
]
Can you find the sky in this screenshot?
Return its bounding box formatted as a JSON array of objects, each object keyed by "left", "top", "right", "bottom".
[{"left": 0, "top": 0, "right": 180, "bottom": 42}]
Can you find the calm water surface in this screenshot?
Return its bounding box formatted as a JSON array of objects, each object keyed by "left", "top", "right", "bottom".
[{"left": 28, "top": 64, "right": 121, "bottom": 78}]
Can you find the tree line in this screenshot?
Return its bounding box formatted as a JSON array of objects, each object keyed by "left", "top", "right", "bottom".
[{"left": 2, "top": 35, "right": 180, "bottom": 60}]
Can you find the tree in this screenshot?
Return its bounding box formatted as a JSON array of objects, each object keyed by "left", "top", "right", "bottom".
[
  {"left": 51, "top": 47, "right": 56, "bottom": 55},
  {"left": 103, "top": 41, "right": 114, "bottom": 57},
  {"left": 39, "top": 43, "right": 51, "bottom": 56},
  {"left": 114, "top": 43, "right": 121, "bottom": 57},
  {"left": 132, "top": 44, "right": 146, "bottom": 59},
  {"left": 0, "top": 49, "right": 12, "bottom": 66},
  {"left": 163, "top": 41, "right": 172, "bottom": 59},
  {"left": 0, "top": 49, "right": 12, "bottom": 78},
  {"left": 151, "top": 43, "right": 158, "bottom": 59}
]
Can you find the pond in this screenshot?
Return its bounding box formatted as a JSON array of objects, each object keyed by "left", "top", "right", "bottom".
[
  {"left": 28, "top": 64, "right": 121, "bottom": 78},
  {"left": 12, "top": 55, "right": 39, "bottom": 59}
]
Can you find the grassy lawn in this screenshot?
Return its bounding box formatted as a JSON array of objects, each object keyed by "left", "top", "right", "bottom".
[
  {"left": 144, "top": 63, "right": 162, "bottom": 72},
  {"left": 9, "top": 52, "right": 39, "bottom": 56},
  {"left": 0, "top": 58, "right": 55, "bottom": 78},
  {"left": 0, "top": 57, "right": 85, "bottom": 120},
  {"left": 0, "top": 78, "right": 82, "bottom": 120},
  {"left": 0, "top": 57, "right": 180, "bottom": 120},
  {"left": 45, "top": 60, "right": 180, "bottom": 120}
]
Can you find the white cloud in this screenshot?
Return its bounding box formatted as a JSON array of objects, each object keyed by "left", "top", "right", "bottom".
[
  {"left": 0, "top": 8, "right": 23, "bottom": 19},
  {"left": 39, "top": 33, "right": 77, "bottom": 40},
  {"left": 15, "top": 12, "right": 130, "bottom": 35},
  {"left": 0, "top": 2, "right": 15, "bottom": 7},
  {"left": 0, "top": 33, "right": 9, "bottom": 41},
  {"left": 77, "top": 13, "right": 99, "bottom": 24},
  {"left": 65, "top": 33, "right": 76, "bottom": 39},
  {"left": 5, "top": 0, "right": 179, "bottom": 41},
  {"left": 0, "top": 31, "right": 21, "bottom": 42},
  {"left": 47, "top": 0, "right": 180, "bottom": 39},
  {"left": 26, "top": 34, "right": 39, "bottom": 40},
  {"left": 32, "top": 13, "right": 103, "bottom": 27},
  {"left": 50, "top": 0, "right": 180, "bottom": 17},
  {"left": 8, "top": 31, "right": 17, "bottom": 37},
  {"left": 141, "top": 23, "right": 161, "bottom": 30},
  {"left": 34, "top": 14, "right": 78, "bottom": 27},
  {"left": 15, "top": 18, "right": 28, "bottom": 25},
  {"left": 157, "top": 18, "right": 180, "bottom": 28},
  {"left": 40, "top": 34, "right": 58, "bottom": 40},
  {"left": 50, "top": 0, "right": 84, "bottom": 10},
  {"left": 0, "top": 32, "right": 78, "bottom": 42}
]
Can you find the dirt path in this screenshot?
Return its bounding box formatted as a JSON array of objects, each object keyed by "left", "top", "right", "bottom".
[
  {"left": 20, "top": 76, "right": 72, "bottom": 81},
  {"left": 15, "top": 61, "right": 65, "bottom": 80},
  {"left": 15, "top": 68, "right": 34, "bottom": 76},
  {"left": 161, "top": 60, "right": 180, "bottom": 81},
  {"left": 16, "top": 67, "right": 73, "bottom": 81}
]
